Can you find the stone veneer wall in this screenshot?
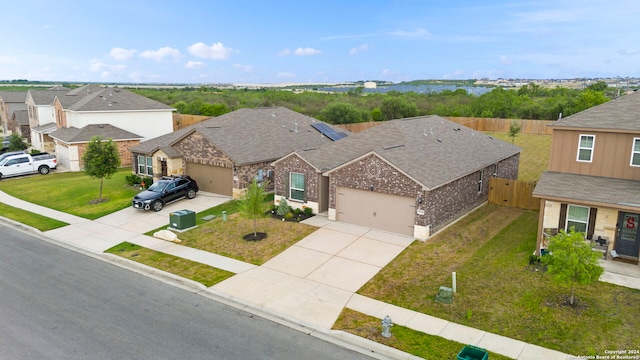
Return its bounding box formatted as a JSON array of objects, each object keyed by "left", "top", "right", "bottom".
[
  {"left": 422, "top": 153, "right": 520, "bottom": 233},
  {"left": 235, "top": 161, "right": 275, "bottom": 192},
  {"left": 328, "top": 153, "right": 422, "bottom": 210},
  {"left": 273, "top": 155, "right": 320, "bottom": 203},
  {"left": 174, "top": 132, "right": 233, "bottom": 168}
]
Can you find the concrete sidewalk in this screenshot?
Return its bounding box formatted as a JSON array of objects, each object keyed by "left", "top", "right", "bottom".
[{"left": 4, "top": 189, "right": 639, "bottom": 359}]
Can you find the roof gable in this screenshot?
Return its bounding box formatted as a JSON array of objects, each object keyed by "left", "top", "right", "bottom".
[
  {"left": 296, "top": 115, "right": 521, "bottom": 189},
  {"left": 550, "top": 91, "right": 640, "bottom": 131},
  {"left": 50, "top": 124, "right": 143, "bottom": 143}
]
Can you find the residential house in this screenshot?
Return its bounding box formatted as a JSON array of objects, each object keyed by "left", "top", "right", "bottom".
[
  {"left": 272, "top": 115, "right": 521, "bottom": 239},
  {"left": 25, "top": 84, "right": 176, "bottom": 171},
  {"left": 129, "top": 107, "right": 349, "bottom": 198},
  {"left": 533, "top": 91, "right": 640, "bottom": 264},
  {"left": 8, "top": 110, "right": 30, "bottom": 138},
  {"left": 0, "top": 91, "right": 28, "bottom": 135}
]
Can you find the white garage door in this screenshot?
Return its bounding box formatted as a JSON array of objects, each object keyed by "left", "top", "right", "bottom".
[
  {"left": 336, "top": 187, "right": 415, "bottom": 236},
  {"left": 186, "top": 162, "right": 233, "bottom": 196}
]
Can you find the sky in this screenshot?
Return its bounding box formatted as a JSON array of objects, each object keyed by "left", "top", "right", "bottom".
[{"left": 2, "top": 1, "right": 640, "bottom": 84}]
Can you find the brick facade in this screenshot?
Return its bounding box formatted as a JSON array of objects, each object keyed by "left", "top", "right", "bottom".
[{"left": 273, "top": 155, "right": 320, "bottom": 202}]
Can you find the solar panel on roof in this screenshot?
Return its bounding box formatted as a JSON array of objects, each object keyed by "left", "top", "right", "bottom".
[{"left": 311, "top": 123, "right": 348, "bottom": 141}]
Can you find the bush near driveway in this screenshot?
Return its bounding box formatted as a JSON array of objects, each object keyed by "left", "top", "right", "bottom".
[
  {"left": 350, "top": 204, "right": 640, "bottom": 356},
  {"left": 0, "top": 168, "right": 140, "bottom": 219}
]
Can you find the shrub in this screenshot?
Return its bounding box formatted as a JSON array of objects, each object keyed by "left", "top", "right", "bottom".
[
  {"left": 125, "top": 174, "right": 142, "bottom": 186},
  {"left": 293, "top": 208, "right": 302, "bottom": 215},
  {"left": 277, "top": 198, "right": 290, "bottom": 216},
  {"left": 284, "top": 212, "right": 294, "bottom": 220},
  {"left": 303, "top": 207, "right": 313, "bottom": 216}
]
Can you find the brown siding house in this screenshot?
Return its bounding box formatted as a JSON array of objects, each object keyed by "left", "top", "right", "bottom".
[{"left": 533, "top": 91, "right": 640, "bottom": 264}]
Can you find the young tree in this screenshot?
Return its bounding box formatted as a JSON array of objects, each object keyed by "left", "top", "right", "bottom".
[
  {"left": 240, "top": 178, "right": 269, "bottom": 238},
  {"left": 82, "top": 135, "right": 121, "bottom": 203},
  {"left": 8, "top": 134, "right": 27, "bottom": 151},
  {"left": 541, "top": 227, "right": 604, "bottom": 306},
  {"left": 508, "top": 121, "right": 521, "bottom": 144}
]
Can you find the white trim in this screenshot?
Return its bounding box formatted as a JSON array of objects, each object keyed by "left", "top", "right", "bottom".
[
  {"left": 566, "top": 204, "right": 590, "bottom": 233},
  {"left": 630, "top": 137, "right": 640, "bottom": 167},
  {"left": 576, "top": 134, "right": 595, "bottom": 163},
  {"left": 477, "top": 170, "right": 483, "bottom": 193}
]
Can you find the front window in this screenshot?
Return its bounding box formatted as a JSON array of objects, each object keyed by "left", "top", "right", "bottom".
[
  {"left": 631, "top": 138, "right": 640, "bottom": 166},
  {"left": 289, "top": 172, "right": 305, "bottom": 201},
  {"left": 577, "top": 134, "right": 595, "bottom": 162},
  {"left": 137, "top": 155, "right": 153, "bottom": 176},
  {"left": 566, "top": 205, "right": 589, "bottom": 233}
]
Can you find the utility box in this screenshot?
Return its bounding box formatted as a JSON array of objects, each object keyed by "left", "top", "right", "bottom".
[
  {"left": 435, "top": 286, "right": 454, "bottom": 304},
  {"left": 170, "top": 209, "right": 196, "bottom": 231},
  {"left": 457, "top": 345, "right": 488, "bottom": 360}
]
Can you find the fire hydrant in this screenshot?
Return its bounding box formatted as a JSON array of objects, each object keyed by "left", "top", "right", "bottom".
[{"left": 381, "top": 315, "right": 393, "bottom": 338}]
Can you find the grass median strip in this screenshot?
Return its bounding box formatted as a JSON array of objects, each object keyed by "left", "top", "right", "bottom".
[
  {"left": 333, "top": 308, "right": 511, "bottom": 360},
  {"left": 0, "top": 202, "right": 68, "bottom": 231},
  {"left": 106, "top": 242, "right": 234, "bottom": 287}
]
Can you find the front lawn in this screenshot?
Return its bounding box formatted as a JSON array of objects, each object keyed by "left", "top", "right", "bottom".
[
  {"left": 0, "top": 202, "right": 68, "bottom": 231},
  {"left": 341, "top": 204, "right": 640, "bottom": 356},
  {"left": 0, "top": 168, "right": 141, "bottom": 219}
]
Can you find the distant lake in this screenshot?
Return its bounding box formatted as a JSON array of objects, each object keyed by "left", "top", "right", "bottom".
[{"left": 317, "top": 84, "right": 492, "bottom": 96}]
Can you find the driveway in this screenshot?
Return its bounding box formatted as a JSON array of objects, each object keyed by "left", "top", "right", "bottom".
[
  {"left": 43, "top": 191, "right": 231, "bottom": 253},
  {"left": 211, "top": 216, "right": 414, "bottom": 328}
]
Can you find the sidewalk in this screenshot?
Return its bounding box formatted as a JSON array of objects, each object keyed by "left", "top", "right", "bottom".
[{"left": 3, "top": 189, "right": 638, "bottom": 359}]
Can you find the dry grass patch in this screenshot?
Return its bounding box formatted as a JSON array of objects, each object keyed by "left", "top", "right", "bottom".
[
  {"left": 359, "top": 204, "right": 524, "bottom": 310},
  {"left": 178, "top": 213, "right": 317, "bottom": 265}
]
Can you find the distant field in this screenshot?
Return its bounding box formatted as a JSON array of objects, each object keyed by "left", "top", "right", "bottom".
[{"left": 485, "top": 131, "right": 552, "bottom": 182}]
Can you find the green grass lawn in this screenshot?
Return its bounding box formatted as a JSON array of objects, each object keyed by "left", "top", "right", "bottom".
[
  {"left": 105, "top": 242, "right": 234, "bottom": 287},
  {"left": 0, "top": 202, "right": 68, "bottom": 231},
  {"left": 346, "top": 204, "right": 640, "bottom": 356},
  {"left": 485, "top": 132, "right": 552, "bottom": 182},
  {"left": 0, "top": 168, "right": 141, "bottom": 219}
]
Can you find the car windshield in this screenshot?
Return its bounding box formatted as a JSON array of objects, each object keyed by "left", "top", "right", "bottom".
[{"left": 148, "top": 180, "right": 169, "bottom": 193}]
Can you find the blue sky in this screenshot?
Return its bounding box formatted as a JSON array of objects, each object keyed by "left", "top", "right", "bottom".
[{"left": 2, "top": 1, "right": 639, "bottom": 84}]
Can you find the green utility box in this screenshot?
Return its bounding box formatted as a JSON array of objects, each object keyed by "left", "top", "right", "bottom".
[
  {"left": 435, "top": 286, "right": 454, "bottom": 304},
  {"left": 170, "top": 209, "right": 196, "bottom": 230},
  {"left": 457, "top": 345, "right": 488, "bottom": 360}
]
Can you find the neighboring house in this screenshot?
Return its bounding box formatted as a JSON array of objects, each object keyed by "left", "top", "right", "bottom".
[
  {"left": 272, "top": 115, "right": 521, "bottom": 239},
  {"left": 49, "top": 124, "right": 143, "bottom": 171},
  {"left": 28, "top": 84, "right": 174, "bottom": 171},
  {"left": 533, "top": 92, "right": 640, "bottom": 264},
  {"left": 0, "top": 91, "right": 28, "bottom": 135},
  {"left": 8, "top": 110, "right": 30, "bottom": 138},
  {"left": 129, "top": 107, "right": 349, "bottom": 198}
]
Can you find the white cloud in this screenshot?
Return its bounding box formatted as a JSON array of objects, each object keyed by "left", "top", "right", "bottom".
[
  {"left": 500, "top": 55, "right": 512, "bottom": 65},
  {"left": 233, "top": 63, "right": 253, "bottom": 72},
  {"left": 278, "top": 49, "right": 291, "bottom": 57},
  {"left": 349, "top": 44, "right": 370, "bottom": 55},
  {"left": 188, "top": 42, "right": 233, "bottom": 60},
  {"left": 185, "top": 61, "right": 206, "bottom": 69},
  {"left": 140, "top": 47, "right": 181, "bottom": 62},
  {"left": 381, "top": 69, "right": 399, "bottom": 76},
  {"left": 294, "top": 47, "right": 321, "bottom": 56},
  {"left": 389, "top": 28, "right": 431, "bottom": 38},
  {"left": 109, "top": 48, "right": 137, "bottom": 61},
  {"left": 0, "top": 56, "right": 20, "bottom": 64},
  {"left": 277, "top": 72, "right": 296, "bottom": 78},
  {"left": 89, "top": 59, "right": 126, "bottom": 78}
]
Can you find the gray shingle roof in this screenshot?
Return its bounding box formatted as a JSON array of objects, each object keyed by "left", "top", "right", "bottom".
[
  {"left": 49, "top": 124, "right": 142, "bottom": 143},
  {"left": 0, "top": 91, "right": 27, "bottom": 103},
  {"left": 550, "top": 91, "right": 640, "bottom": 131},
  {"left": 13, "top": 110, "right": 29, "bottom": 126},
  {"left": 31, "top": 122, "right": 58, "bottom": 133},
  {"left": 130, "top": 107, "right": 348, "bottom": 164},
  {"left": 533, "top": 171, "right": 640, "bottom": 208},
  {"left": 291, "top": 115, "right": 521, "bottom": 190},
  {"left": 28, "top": 89, "right": 69, "bottom": 105}
]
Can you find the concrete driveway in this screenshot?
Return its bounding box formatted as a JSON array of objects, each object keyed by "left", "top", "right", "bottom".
[
  {"left": 211, "top": 216, "right": 414, "bottom": 328},
  {"left": 44, "top": 191, "right": 231, "bottom": 253}
]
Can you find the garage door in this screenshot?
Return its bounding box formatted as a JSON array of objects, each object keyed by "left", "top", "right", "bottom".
[
  {"left": 336, "top": 187, "right": 415, "bottom": 236},
  {"left": 186, "top": 162, "right": 233, "bottom": 196}
]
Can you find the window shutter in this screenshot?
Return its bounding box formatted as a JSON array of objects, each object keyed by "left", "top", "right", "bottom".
[
  {"left": 285, "top": 172, "right": 290, "bottom": 199},
  {"left": 558, "top": 203, "right": 567, "bottom": 231},
  {"left": 587, "top": 207, "right": 597, "bottom": 240},
  {"left": 303, "top": 173, "right": 308, "bottom": 202}
]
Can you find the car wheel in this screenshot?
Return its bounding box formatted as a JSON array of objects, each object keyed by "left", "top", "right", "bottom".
[
  {"left": 187, "top": 188, "right": 196, "bottom": 199},
  {"left": 38, "top": 166, "right": 50, "bottom": 175},
  {"left": 152, "top": 200, "right": 163, "bottom": 212}
]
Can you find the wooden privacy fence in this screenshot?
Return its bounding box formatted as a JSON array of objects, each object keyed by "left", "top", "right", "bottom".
[
  {"left": 337, "top": 117, "right": 554, "bottom": 135},
  {"left": 173, "top": 114, "right": 211, "bottom": 130},
  {"left": 488, "top": 177, "right": 539, "bottom": 210}
]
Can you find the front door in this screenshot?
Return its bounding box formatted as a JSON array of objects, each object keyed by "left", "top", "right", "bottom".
[{"left": 616, "top": 212, "right": 640, "bottom": 257}]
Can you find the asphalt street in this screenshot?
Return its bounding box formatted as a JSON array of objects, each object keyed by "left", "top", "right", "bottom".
[{"left": 0, "top": 224, "right": 373, "bottom": 360}]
